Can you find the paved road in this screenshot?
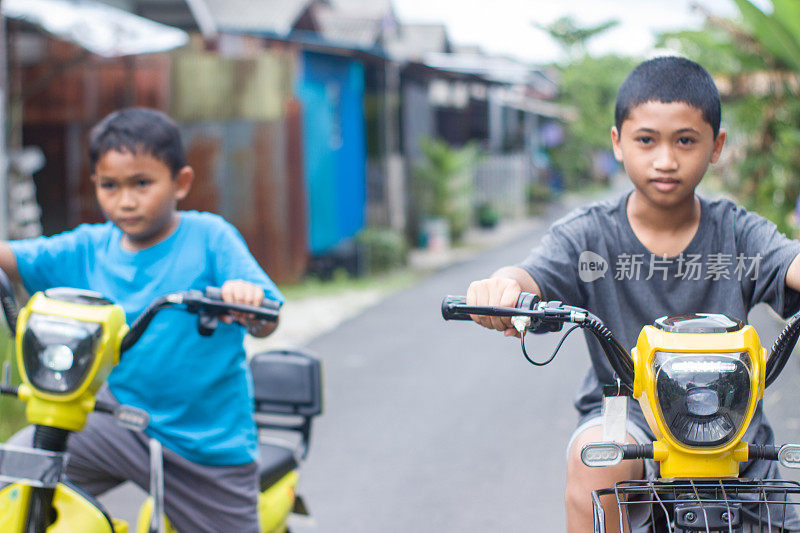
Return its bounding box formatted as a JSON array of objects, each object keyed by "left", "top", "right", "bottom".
[
  {"left": 286, "top": 217, "right": 800, "bottom": 532},
  {"left": 289, "top": 216, "right": 582, "bottom": 532},
  {"left": 99, "top": 199, "right": 800, "bottom": 532}
]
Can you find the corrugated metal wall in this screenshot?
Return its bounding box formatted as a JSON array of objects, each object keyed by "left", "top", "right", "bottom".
[
  {"left": 171, "top": 47, "right": 308, "bottom": 283},
  {"left": 20, "top": 37, "right": 309, "bottom": 283}
]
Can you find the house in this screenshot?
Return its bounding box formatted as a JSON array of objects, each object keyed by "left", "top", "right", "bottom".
[
  {"left": 4, "top": 0, "right": 566, "bottom": 282},
  {"left": 5, "top": 0, "right": 313, "bottom": 282}
]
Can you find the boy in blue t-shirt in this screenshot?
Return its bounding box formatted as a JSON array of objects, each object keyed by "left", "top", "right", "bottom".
[
  {"left": 466, "top": 57, "right": 800, "bottom": 531},
  {"left": 0, "top": 108, "right": 283, "bottom": 532}
]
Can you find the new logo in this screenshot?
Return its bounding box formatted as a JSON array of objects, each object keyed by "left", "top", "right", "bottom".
[{"left": 578, "top": 251, "right": 608, "bottom": 283}]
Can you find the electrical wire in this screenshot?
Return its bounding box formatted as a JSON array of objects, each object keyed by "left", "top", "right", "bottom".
[{"left": 521, "top": 324, "right": 581, "bottom": 366}]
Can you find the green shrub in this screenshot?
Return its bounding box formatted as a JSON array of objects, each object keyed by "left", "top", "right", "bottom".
[
  {"left": 527, "top": 182, "right": 552, "bottom": 214},
  {"left": 413, "top": 138, "right": 480, "bottom": 243},
  {"left": 476, "top": 202, "right": 500, "bottom": 228},
  {"left": 356, "top": 228, "right": 408, "bottom": 275}
]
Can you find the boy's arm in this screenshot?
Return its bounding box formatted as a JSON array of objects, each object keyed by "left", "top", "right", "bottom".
[
  {"left": 0, "top": 242, "right": 20, "bottom": 282},
  {"left": 785, "top": 253, "right": 800, "bottom": 293},
  {"left": 466, "top": 266, "right": 542, "bottom": 338}
]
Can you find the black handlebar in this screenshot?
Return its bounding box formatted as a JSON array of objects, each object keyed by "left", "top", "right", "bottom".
[
  {"left": 120, "top": 287, "right": 280, "bottom": 353},
  {"left": 0, "top": 268, "right": 17, "bottom": 333},
  {"left": 441, "top": 293, "right": 541, "bottom": 322},
  {"left": 202, "top": 286, "right": 281, "bottom": 313},
  {"left": 0, "top": 274, "right": 281, "bottom": 354},
  {"left": 442, "top": 293, "right": 635, "bottom": 386}
]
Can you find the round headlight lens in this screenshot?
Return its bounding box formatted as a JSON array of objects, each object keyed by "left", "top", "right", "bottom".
[
  {"left": 39, "top": 344, "right": 75, "bottom": 372},
  {"left": 653, "top": 352, "right": 753, "bottom": 448}
]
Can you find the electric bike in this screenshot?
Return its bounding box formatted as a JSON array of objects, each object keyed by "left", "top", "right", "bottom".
[
  {"left": 0, "top": 272, "right": 322, "bottom": 533},
  {"left": 442, "top": 293, "right": 800, "bottom": 532}
]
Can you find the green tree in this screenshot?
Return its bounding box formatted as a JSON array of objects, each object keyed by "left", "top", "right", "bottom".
[
  {"left": 534, "top": 16, "right": 619, "bottom": 58},
  {"left": 549, "top": 54, "right": 638, "bottom": 187},
  {"left": 658, "top": 0, "right": 800, "bottom": 233},
  {"left": 533, "top": 16, "right": 632, "bottom": 188}
]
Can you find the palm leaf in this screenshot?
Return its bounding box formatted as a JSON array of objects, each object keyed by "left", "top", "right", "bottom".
[
  {"left": 731, "top": 0, "right": 800, "bottom": 70},
  {"left": 771, "top": 0, "right": 800, "bottom": 45}
]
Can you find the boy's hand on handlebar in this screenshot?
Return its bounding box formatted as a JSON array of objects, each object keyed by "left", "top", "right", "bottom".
[
  {"left": 467, "top": 277, "right": 522, "bottom": 338},
  {"left": 219, "top": 280, "right": 278, "bottom": 338},
  {"left": 220, "top": 279, "right": 264, "bottom": 324}
]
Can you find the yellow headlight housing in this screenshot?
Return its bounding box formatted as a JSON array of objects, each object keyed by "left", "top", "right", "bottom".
[
  {"left": 15, "top": 289, "right": 128, "bottom": 431},
  {"left": 632, "top": 313, "right": 765, "bottom": 478}
]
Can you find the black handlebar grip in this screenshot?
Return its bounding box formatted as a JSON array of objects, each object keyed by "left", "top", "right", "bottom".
[
  {"left": 441, "top": 295, "right": 473, "bottom": 321},
  {"left": 516, "top": 292, "right": 540, "bottom": 310},
  {"left": 204, "top": 286, "right": 281, "bottom": 311},
  {"left": 748, "top": 444, "right": 779, "bottom": 461},
  {"left": 621, "top": 444, "right": 654, "bottom": 460}
]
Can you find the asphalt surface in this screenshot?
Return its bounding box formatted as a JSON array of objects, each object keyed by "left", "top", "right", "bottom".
[
  {"left": 288, "top": 217, "right": 582, "bottom": 532},
  {"left": 98, "top": 197, "right": 800, "bottom": 532}
]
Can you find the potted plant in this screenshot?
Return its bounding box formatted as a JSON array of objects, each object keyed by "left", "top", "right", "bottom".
[{"left": 413, "top": 137, "right": 480, "bottom": 248}]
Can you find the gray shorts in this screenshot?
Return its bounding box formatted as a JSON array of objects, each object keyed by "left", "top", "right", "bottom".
[{"left": 9, "top": 387, "right": 259, "bottom": 533}]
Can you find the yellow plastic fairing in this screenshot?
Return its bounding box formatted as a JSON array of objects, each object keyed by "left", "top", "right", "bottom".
[
  {"left": 632, "top": 323, "right": 765, "bottom": 478},
  {"left": 15, "top": 292, "right": 128, "bottom": 431},
  {"left": 259, "top": 471, "right": 298, "bottom": 533},
  {"left": 0, "top": 482, "right": 122, "bottom": 532}
]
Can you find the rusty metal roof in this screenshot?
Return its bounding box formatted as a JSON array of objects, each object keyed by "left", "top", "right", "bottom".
[
  {"left": 310, "top": 3, "right": 383, "bottom": 49},
  {"left": 3, "top": 0, "right": 189, "bottom": 57},
  {"left": 205, "top": 0, "right": 312, "bottom": 36},
  {"left": 94, "top": 0, "right": 313, "bottom": 38}
]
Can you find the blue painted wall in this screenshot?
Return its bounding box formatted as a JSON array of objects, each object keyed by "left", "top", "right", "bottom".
[{"left": 297, "top": 51, "right": 366, "bottom": 255}]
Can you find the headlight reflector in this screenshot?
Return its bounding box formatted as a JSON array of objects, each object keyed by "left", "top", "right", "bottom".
[
  {"left": 22, "top": 314, "right": 102, "bottom": 394},
  {"left": 653, "top": 351, "right": 752, "bottom": 448}
]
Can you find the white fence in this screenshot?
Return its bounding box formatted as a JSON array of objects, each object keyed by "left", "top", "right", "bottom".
[{"left": 473, "top": 152, "right": 543, "bottom": 219}]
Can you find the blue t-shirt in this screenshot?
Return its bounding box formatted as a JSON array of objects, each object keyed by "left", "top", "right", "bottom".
[{"left": 9, "top": 211, "right": 284, "bottom": 466}]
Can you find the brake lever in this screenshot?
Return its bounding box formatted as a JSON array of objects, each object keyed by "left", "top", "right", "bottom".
[{"left": 197, "top": 313, "right": 219, "bottom": 336}]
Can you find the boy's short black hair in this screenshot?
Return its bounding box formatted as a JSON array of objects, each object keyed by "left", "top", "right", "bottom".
[
  {"left": 89, "top": 107, "right": 187, "bottom": 176},
  {"left": 615, "top": 56, "right": 721, "bottom": 137}
]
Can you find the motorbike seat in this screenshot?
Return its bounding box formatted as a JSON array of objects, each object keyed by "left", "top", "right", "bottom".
[{"left": 258, "top": 442, "right": 298, "bottom": 491}]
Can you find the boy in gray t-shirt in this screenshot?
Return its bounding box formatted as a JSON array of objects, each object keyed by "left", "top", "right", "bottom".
[{"left": 466, "top": 57, "right": 800, "bottom": 532}]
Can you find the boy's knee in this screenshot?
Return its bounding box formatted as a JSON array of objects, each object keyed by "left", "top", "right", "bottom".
[{"left": 565, "top": 425, "right": 644, "bottom": 505}]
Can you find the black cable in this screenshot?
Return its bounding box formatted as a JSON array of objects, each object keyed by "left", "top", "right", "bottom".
[
  {"left": 580, "top": 315, "right": 635, "bottom": 386},
  {"left": 765, "top": 310, "right": 800, "bottom": 388},
  {"left": 119, "top": 295, "right": 172, "bottom": 354},
  {"left": 521, "top": 325, "right": 581, "bottom": 366}
]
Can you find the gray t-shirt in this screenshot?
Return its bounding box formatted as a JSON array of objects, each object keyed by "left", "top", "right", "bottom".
[{"left": 519, "top": 192, "right": 800, "bottom": 464}]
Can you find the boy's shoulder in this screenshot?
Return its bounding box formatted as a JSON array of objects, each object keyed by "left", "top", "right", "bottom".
[
  {"left": 698, "top": 194, "right": 741, "bottom": 216},
  {"left": 178, "top": 210, "right": 236, "bottom": 234},
  {"left": 42, "top": 220, "right": 117, "bottom": 245},
  {"left": 553, "top": 193, "right": 755, "bottom": 235},
  {"left": 175, "top": 211, "right": 246, "bottom": 252},
  {"left": 549, "top": 193, "right": 628, "bottom": 236},
  {"left": 697, "top": 194, "right": 770, "bottom": 233}
]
